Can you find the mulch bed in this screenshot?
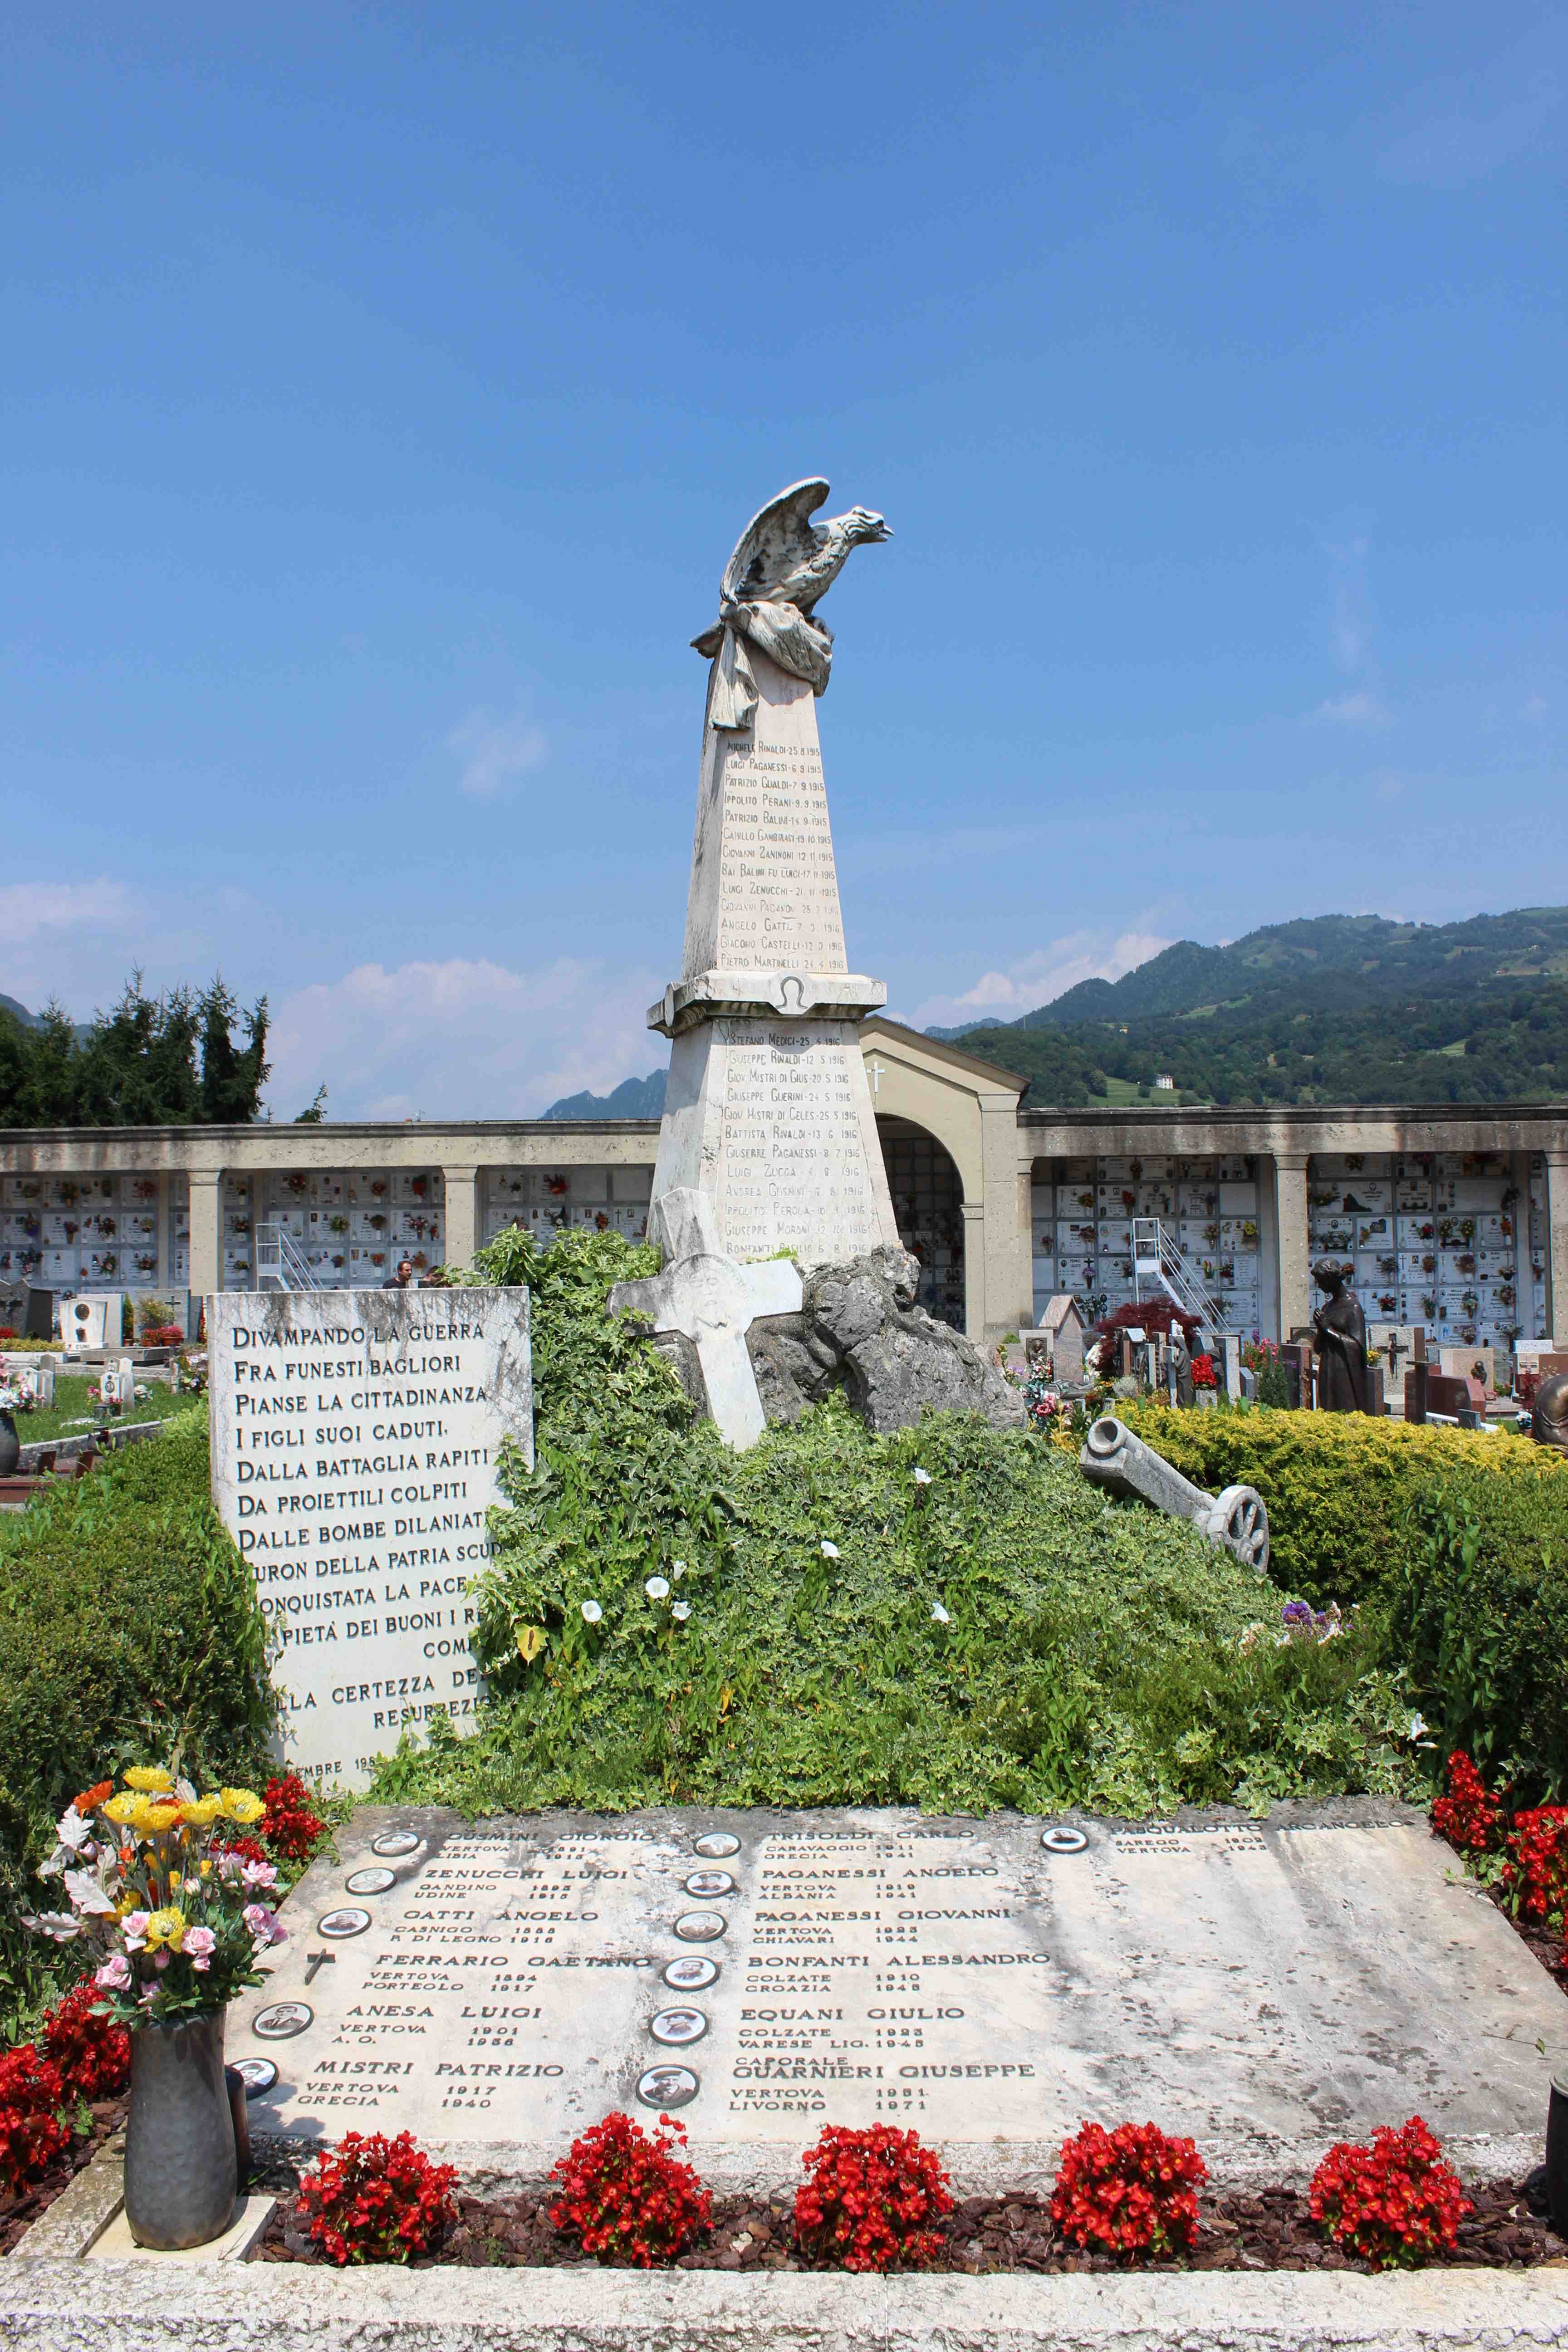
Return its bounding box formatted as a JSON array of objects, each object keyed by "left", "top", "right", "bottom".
[
  {"left": 0, "top": 2099, "right": 125, "bottom": 2258},
  {"left": 253, "top": 2175, "right": 1567, "bottom": 2273}
]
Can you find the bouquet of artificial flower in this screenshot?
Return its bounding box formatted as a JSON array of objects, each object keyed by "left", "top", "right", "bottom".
[{"left": 24, "top": 1768, "right": 287, "bottom": 2024}]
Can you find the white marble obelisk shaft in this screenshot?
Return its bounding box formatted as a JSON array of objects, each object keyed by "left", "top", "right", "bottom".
[{"left": 649, "top": 647, "right": 898, "bottom": 1271}]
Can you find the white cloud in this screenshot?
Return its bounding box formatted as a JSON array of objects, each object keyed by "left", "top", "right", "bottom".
[
  {"left": 263, "top": 955, "right": 663, "bottom": 1122},
  {"left": 1313, "top": 691, "right": 1393, "bottom": 730},
  {"left": 910, "top": 928, "right": 1174, "bottom": 1032},
  {"left": 0, "top": 878, "right": 136, "bottom": 941},
  {"left": 446, "top": 709, "right": 549, "bottom": 800}
]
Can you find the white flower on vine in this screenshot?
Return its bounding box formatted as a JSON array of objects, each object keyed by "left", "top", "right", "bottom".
[
  {"left": 580, "top": 1599, "right": 603, "bottom": 1624},
  {"left": 671, "top": 1601, "right": 691, "bottom": 1622},
  {"left": 645, "top": 1575, "right": 670, "bottom": 1600},
  {"left": 912, "top": 1468, "right": 932, "bottom": 1485},
  {"left": 672, "top": 1560, "right": 687, "bottom": 1578},
  {"left": 820, "top": 1540, "right": 840, "bottom": 1559},
  {"left": 930, "top": 1602, "right": 951, "bottom": 1625}
]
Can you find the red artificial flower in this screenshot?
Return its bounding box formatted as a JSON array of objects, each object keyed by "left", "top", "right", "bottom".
[
  {"left": 794, "top": 2123, "right": 953, "bottom": 2273},
  {"left": 42, "top": 1980, "right": 130, "bottom": 2101},
  {"left": 72, "top": 1781, "right": 113, "bottom": 1816},
  {"left": 1430, "top": 1751, "right": 1503, "bottom": 1858},
  {"left": 0, "top": 2046, "right": 69, "bottom": 2196},
  {"left": 1309, "top": 2117, "right": 1469, "bottom": 2268},
  {"left": 295, "top": 2130, "right": 457, "bottom": 2265},
  {"left": 1500, "top": 1806, "right": 1568, "bottom": 1929},
  {"left": 260, "top": 1773, "right": 327, "bottom": 1863},
  {"left": 549, "top": 2110, "right": 711, "bottom": 2265},
  {"left": 1049, "top": 2120, "right": 1206, "bottom": 2259}
]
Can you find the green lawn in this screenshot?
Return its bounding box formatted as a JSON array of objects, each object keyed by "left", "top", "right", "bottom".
[{"left": 2, "top": 1373, "right": 202, "bottom": 1448}]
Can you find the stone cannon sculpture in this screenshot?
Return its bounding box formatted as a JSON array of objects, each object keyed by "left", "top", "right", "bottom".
[{"left": 1078, "top": 1416, "right": 1270, "bottom": 1576}]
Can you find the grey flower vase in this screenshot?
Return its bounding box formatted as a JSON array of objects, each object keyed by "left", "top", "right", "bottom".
[{"left": 124, "top": 2010, "right": 238, "bottom": 2249}]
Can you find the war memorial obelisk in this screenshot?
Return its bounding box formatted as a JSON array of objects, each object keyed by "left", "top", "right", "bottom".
[{"left": 647, "top": 479, "right": 902, "bottom": 1268}]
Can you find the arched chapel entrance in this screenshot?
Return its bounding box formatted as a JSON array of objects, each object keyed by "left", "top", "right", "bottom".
[{"left": 876, "top": 1114, "right": 966, "bottom": 1329}]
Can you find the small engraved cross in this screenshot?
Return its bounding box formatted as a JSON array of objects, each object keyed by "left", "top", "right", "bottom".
[{"left": 304, "top": 1951, "right": 335, "bottom": 1985}]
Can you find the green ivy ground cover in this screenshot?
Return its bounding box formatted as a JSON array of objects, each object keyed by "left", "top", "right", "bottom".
[{"left": 369, "top": 1230, "right": 1420, "bottom": 1823}]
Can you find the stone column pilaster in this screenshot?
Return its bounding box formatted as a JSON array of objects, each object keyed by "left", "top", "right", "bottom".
[
  {"left": 187, "top": 1168, "right": 222, "bottom": 1306},
  {"left": 1273, "top": 1153, "right": 1312, "bottom": 1339},
  {"left": 1546, "top": 1156, "right": 1568, "bottom": 1343},
  {"left": 442, "top": 1169, "right": 479, "bottom": 1274},
  {"left": 961, "top": 1200, "right": 987, "bottom": 1339}
]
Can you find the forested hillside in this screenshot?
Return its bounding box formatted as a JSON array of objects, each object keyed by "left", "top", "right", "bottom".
[{"left": 936, "top": 908, "right": 1568, "bottom": 1107}]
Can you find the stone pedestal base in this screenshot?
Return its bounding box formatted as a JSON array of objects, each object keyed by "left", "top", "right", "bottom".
[{"left": 653, "top": 1014, "right": 898, "bottom": 1268}]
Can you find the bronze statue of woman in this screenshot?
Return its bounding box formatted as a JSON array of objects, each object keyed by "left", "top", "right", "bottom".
[{"left": 1311, "top": 1259, "right": 1372, "bottom": 1413}]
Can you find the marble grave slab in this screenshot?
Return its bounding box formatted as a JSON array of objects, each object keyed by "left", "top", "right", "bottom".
[{"left": 230, "top": 1800, "right": 1565, "bottom": 2193}]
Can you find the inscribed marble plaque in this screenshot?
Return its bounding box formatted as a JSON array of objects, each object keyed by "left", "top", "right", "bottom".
[{"left": 207, "top": 1289, "right": 532, "bottom": 1790}]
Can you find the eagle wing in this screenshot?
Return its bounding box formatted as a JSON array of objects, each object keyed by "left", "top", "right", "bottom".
[{"left": 719, "top": 478, "right": 829, "bottom": 607}]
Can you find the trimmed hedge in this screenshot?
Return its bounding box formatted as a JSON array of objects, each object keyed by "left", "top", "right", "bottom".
[
  {"left": 1117, "top": 1402, "right": 1568, "bottom": 1606},
  {"left": 0, "top": 1406, "right": 273, "bottom": 2033},
  {"left": 1120, "top": 1401, "right": 1568, "bottom": 1796}
]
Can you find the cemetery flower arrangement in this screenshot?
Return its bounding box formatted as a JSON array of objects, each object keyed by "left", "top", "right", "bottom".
[
  {"left": 22, "top": 1768, "right": 286, "bottom": 2023},
  {"left": 794, "top": 2122, "right": 953, "bottom": 2272},
  {"left": 295, "top": 2129, "right": 458, "bottom": 2265},
  {"left": 549, "top": 2109, "right": 711, "bottom": 2264},
  {"left": 1189, "top": 1353, "right": 1217, "bottom": 1390},
  {"left": 1308, "top": 2117, "right": 1469, "bottom": 2268},
  {"left": 1049, "top": 2119, "right": 1205, "bottom": 2258}
]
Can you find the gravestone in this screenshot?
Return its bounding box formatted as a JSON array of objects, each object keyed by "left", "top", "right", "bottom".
[
  {"left": 207, "top": 1289, "right": 533, "bottom": 1791},
  {"left": 1406, "top": 1369, "right": 1485, "bottom": 1420},
  {"left": 648, "top": 482, "right": 900, "bottom": 1270},
  {"left": 58, "top": 1292, "right": 120, "bottom": 1353},
  {"left": 231, "top": 1800, "right": 1564, "bottom": 2193}
]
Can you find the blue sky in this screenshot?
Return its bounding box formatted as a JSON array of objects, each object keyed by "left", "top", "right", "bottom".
[{"left": 3, "top": 4, "right": 1564, "bottom": 1117}]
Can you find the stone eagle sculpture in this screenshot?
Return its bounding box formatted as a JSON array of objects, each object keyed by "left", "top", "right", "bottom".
[{"left": 691, "top": 477, "right": 891, "bottom": 731}]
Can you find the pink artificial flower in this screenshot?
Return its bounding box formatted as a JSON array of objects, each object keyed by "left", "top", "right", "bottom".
[
  {"left": 182, "top": 1926, "right": 217, "bottom": 1972},
  {"left": 122, "top": 1910, "right": 151, "bottom": 1950},
  {"left": 240, "top": 1859, "right": 279, "bottom": 1891},
  {"left": 95, "top": 1953, "right": 132, "bottom": 1989},
  {"left": 153, "top": 1949, "right": 171, "bottom": 1971},
  {"left": 243, "top": 1903, "right": 287, "bottom": 1945}
]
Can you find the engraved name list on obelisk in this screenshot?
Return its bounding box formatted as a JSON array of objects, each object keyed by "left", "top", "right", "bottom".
[{"left": 649, "top": 480, "right": 901, "bottom": 1270}]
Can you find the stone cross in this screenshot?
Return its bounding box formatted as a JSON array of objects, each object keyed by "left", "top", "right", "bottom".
[
  {"left": 607, "top": 1187, "right": 802, "bottom": 1450},
  {"left": 1078, "top": 1414, "right": 1270, "bottom": 1576}
]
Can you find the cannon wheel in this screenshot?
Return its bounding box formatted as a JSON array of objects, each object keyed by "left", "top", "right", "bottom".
[{"left": 1205, "top": 1485, "right": 1270, "bottom": 1577}]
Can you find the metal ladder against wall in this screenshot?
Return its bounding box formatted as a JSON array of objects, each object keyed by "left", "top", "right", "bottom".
[
  {"left": 254, "top": 1223, "right": 322, "bottom": 1291},
  {"left": 1132, "top": 1216, "right": 1231, "bottom": 1336}
]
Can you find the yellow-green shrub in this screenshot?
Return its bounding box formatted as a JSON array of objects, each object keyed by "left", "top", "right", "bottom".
[
  {"left": 1117, "top": 1403, "right": 1568, "bottom": 1607},
  {"left": 1120, "top": 1401, "right": 1568, "bottom": 1793}
]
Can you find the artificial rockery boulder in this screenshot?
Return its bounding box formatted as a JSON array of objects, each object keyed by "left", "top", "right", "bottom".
[{"left": 742, "top": 1244, "right": 1024, "bottom": 1435}]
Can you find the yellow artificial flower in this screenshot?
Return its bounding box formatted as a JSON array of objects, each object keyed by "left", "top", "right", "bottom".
[
  {"left": 141, "top": 1803, "right": 185, "bottom": 1835},
  {"left": 144, "top": 1907, "right": 186, "bottom": 1952},
  {"left": 220, "top": 1788, "right": 265, "bottom": 1825},
  {"left": 102, "top": 1793, "right": 143, "bottom": 1828},
  {"left": 123, "top": 1766, "right": 175, "bottom": 1793},
  {"left": 183, "top": 1794, "right": 225, "bottom": 1827}
]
